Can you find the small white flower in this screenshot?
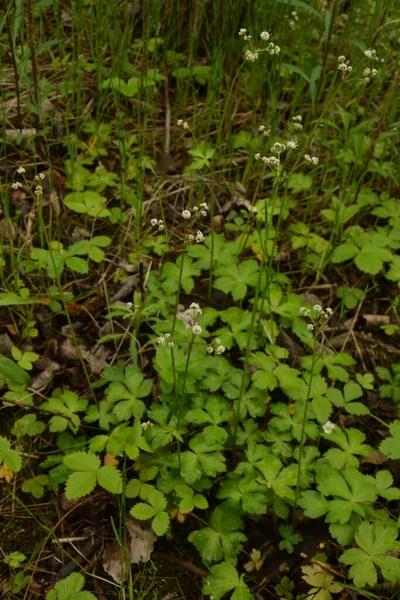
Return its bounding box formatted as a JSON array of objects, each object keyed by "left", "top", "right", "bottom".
[
  {"left": 17, "top": 167, "right": 26, "bottom": 174},
  {"left": 293, "top": 122, "right": 303, "bottom": 130},
  {"left": 35, "top": 186, "right": 43, "bottom": 195},
  {"left": 187, "top": 234, "right": 194, "bottom": 243},
  {"left": 38, "top": 173, "right": 45, "bottom": 180},
  {"left": 182, "top": 209, "right": 191, "bottom": 219},
  {"left": 216, "top": 345, "right": 225, "bottom": 355},
  {"left": 311, "top": 157, "right": 319, "bottom": 165},
  {"left": 267, "top": 42, "right": 280, "bottom": 55},
  {"left": 307, "top": 323, "right": 314, "bottom": 331},
  {"left": 200, "top": 210, "right": 207, "bottom": 217},
  {"left": 364, "top": 48, "right": 376, "bottom": 59},
  {"left": 245, "top": 49, "right": 259, "bottom": 62},
  {"left": 177, "top": 119, "right": 189, "bottom": 129},
  {"left": 164, "top": 333, "right": 171, "bottom": 339},
  {"left": 313, "top": 304, "right": 322, "bottom": 312},
  {"left": 195, "top": 230, "right": 205, "bottom": 243},
  {"left": 271, "top": 142, "right": 285, "bottom": 154},
  {"left": 268, "top": 156, "right": 280, "bottom": 167},
  {"left": 126, "top": 302, "right": 133, "bottom": 309},
  {"left": 157, "top": 336, "right": 166, "bottom": 345},
  {"left": 192, "top": 324, "right": 202, "bottom": 335},
  {"left": 299, "top": 307, "right": 308, "bottom": 316},
  {"left": 167, "top": 341, "right": 174, "bottom": 348},
  {"left": 151, "top": 218, "right": 158, "bottom": 226},
  {"left": 292, "top": 115, "right": 302, "bottom": 122},
  {"left": 255, "top": 153, "right": 261, "bottom": 161},
  {"left": 141, "top": 421, "right": 153, "bottom": 430},
  {"left": 158, "top": 223, "right": 164, "bottom": 231},
  {"left": 238, "top": 28, "right": 247, "bottom": 37},
  {"left": 338, "top": 55, "right": 346, "bottom": 63},
  {"left": 189, "top": 302, "right": 203, "bottom": 316},
  {"left": 286, "top": 139, "right": 298, "bottom": 150},
  {"left": 260, "top": 30, "right": 271, "bottom": 41},
  {"left": 322, "top": 421, "right": 335, "bottom": 434},
  {"left": 199, "top": 202, "right": 208, "bottom": 210},
  {"left": 207, "top": 346, "right": 214, "bottom": 354},
  {"left": 215, "top": 338, "right": 221, "bottom": 345},
  {"left": 11, "top": 181, "right": 22, "bottom": 189},
  {"left": 325, "top": 307, "right": 333, "bottom": 316}
]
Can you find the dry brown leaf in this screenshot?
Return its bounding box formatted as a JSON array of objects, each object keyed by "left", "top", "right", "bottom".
[
  {"left": 104, "top": 454, "right": 119, "bottom": 466},
  {"left": 0, "top": 464, "right": 15, "bottom": 482},
  {"left": 103, "top": 518, "right": 156, "bottom": 583}
]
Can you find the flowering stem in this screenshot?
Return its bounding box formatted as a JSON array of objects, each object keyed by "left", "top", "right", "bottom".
[
  {"left": 293, "top": 330, "right": 318, "bottom": 524},
  {"left": 177, "top": 336, "right": 195, "bottom": 467}
]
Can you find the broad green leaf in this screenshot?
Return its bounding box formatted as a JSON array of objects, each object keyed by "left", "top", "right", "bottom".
[
  {"left": 152, "top": 511, "right": 170, "bottom": 536},
  {"left": 96, "top": 465, "right": 122, "bottom": 493},
  {"left": 65, "top": 472, "right": 97, "bottom": 499},
  {"left": 64, "top": 452, "right": 100, "bottom": 472}
]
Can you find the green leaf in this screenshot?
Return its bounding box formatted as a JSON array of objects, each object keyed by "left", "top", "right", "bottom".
[
  {"left": 354, "top": 246, "right": 393, "bottom": 275},
  {"left": 63, "top": 452, "right": 100, "bottom": 472},
  {"left": 131, "top": 502, "right": 157, "bottom": 520},
  {"left": 65, "top": 257, "right": 89, "bottom": 274},
  {"left": 45, "top": 572, "right": 96, "bottom": 600},
  {"left": 331, "top": 243, "right": 358, "bottom": 263},
  {"left": 203, "top": 563, "right": 253, "bottom": 600},
  {"left": 152, "top": 511, "right": 170, "bottom": 536},
  {"left": 0, "top": 436, "right": 22, "bottom": 471},
  {"left": 96, "top": 465, "right": 122, "bottom": 493},
  {"left": 65, "top": 471, "right": 97, "bottom": 499},
  {"left": 340, "top": 522, "right": 400, "bottom": 587},
  {"left": 0, "top": 353, "right": 31, "bottom": 385},
  {"left": 380, "top": 423, "right": 400, "bottom": 459}
]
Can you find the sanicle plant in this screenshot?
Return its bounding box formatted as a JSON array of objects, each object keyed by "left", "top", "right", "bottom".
[{"left": 1, "top": 5, "right": 399, "bottom": 600}]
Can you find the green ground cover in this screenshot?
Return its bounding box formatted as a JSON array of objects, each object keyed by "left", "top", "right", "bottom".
[{"left": 1, "top": 1, "right": 400, "bottom": 598}]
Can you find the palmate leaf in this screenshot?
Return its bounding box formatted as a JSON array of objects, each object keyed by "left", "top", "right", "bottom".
[
  {"left": 340, "top": 522, "right": 400, "bottom": 587},
  {"left": 202, "top": 563, "right": 253, "bottom": 600}
]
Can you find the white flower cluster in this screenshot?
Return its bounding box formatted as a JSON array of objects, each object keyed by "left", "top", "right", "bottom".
[
  {"left": 299, "top": 305, "right": 333, "bottom": 331},
  {"left": 188, "top": 230, "right": 204, "bottom": 244},
  {"left": 185, "top": 303, "right": 203, "bottom": 336},
  {"left": 271, "top": 142, "right": 286, "bottom": 154},
  {"left": 322, "top": 420, "right": 335, "bottom": 434},
  {"left": 157, "top": 332, "right": 174, "bottom": 347},
  {"left": 177, "top": 119, "right": 189, "bottom": 129},
  {"left": 259, "top": 125, "right": 271, "bottom": 137},
  {"left": 207, "top": 337, "right": 226, "bottom": 355},
  {"left": 150, "top": 218, "right": 164, "bottom": 231},
  {"left": 292, "top": 115, "right": 303, "bottom": 131},
  {"left": 17, "top": 167, "right": 26, "bottom": 174},
  {"left": 245, "top": 49, "right": 259, "bottom": 62},
  {"left": 364, "top": 48, "right": 379, "bottom": 61},
  {"left": 289, "top": 10, "right": 299, "bottom": 27},
  {"left": 239, "top": 28, "right": 252, "bottom": 41},
  {"left": 193, "top": 202, "right": 208, "bottom": 217},
  {"left": 337, "top": 56, "right": 352, "bottom": 74},
  {"left": 363, "top": 67, "right": 378, "bottom": 83},
  {"left": 286, "top": 139, "right": 298, "bottom": 150},
  {"left": 182, "top": 209, "right": 191, "bottom": 219},
  {"left": 254, "top": 154, "right": 280, "bottom": 168},
  {"left": 35, "top": 185, "right": 43, "bottom": 196},
  {"left": 304, "top": 154, "right": 319, "bottom": 165},
  {"left": 11, "top": 181, "right": 23, "bottom": 189},
  {"left": 266, "top": 42, "right": 280, "bottom": 55},
  {"left": 260, "top": 30, "right": 270, "bottom": 41},
  {"left": 141, "top": 421, "right": 153, "bottom": 430}
]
